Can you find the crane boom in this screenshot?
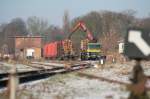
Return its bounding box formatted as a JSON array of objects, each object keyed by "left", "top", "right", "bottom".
[{"left": 68, "top": 21, "right": 93, "bottom": 41}]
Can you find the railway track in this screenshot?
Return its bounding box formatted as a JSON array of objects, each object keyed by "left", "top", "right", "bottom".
[
  {"left": 78, "top": 72, "right": 150, "bottom": 91},
  {"left": 0, "top": 62, "right": 92, "bottom": 89}
]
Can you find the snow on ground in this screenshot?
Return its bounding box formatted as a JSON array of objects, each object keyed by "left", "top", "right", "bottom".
[
  {"left": 15, "top": 72, "right": 129, "bottom": 99},
  {"left": 0, "top": 61, "right": 150, "bottom": 99},
  {"left": 0, "top": 62, "right": 39, "bottom": 73}
]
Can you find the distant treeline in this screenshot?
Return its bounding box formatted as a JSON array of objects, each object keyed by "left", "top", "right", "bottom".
[{"left": 0, "top": 9, "right": 150, "bottom": 54}]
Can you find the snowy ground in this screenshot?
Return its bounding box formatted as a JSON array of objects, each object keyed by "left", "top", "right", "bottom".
[
  {"left": 0, "top": 62, "right": 39, "bottom": 73},
  {"left": 0, "top": 61, "right": 150, "bottom": 99}
]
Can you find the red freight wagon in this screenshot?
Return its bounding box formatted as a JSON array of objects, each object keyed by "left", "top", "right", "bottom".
[{"left": 43, "top": 41, "right": 64, "bottom": 59}]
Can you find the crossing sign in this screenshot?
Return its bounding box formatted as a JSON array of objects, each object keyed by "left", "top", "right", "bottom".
[{"left": 124, "top": 28, "right": 150, "bottom": 60}]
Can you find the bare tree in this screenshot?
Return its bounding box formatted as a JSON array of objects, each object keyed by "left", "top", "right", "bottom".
[
  {"left": 62, "top": 10, "right": 71, "bottom": 37},
  {"left": 2, "top": 18, "right": 28, "bottom": 53},
  {"left": 45, "top": 25, "right": 64, "bottom": 42},
  {"left": 27, "top": 16, "right": 48, "bottom": 36},
  {"left": 140, "top": 17, "right": 150, "bottom": 29},
  {"left": 100, "top": 32, "right": 120, "bottom": 54},
  {"left": 1, "top": 44, "right": 9, "bottom": 55}
]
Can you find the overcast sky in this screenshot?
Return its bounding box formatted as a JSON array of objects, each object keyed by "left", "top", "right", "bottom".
[{"left": 0, "top": 0, "right": 150, "bottom": 27}]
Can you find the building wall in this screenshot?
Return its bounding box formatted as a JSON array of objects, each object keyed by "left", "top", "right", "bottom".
[
  {"left": 15, "top": 37, "right": 42, "bottom": 49},
  {"left": 15, "top": 37, "right": 42, "bottom": 59},
  {"left": 34, "top": 47, "right": 41, "bottom": 59}
]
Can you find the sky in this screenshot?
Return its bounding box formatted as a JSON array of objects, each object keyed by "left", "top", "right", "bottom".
[{"left": 0, "top": 0, "right": 150, "bottom": 27}]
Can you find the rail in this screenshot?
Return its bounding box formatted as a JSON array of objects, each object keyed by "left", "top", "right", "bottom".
[{"left": 0, "top": 63, "right": 92, "bottom": 89}]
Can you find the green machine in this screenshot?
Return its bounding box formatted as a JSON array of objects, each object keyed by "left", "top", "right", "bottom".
[{"left": 81, "top": 43, "right": 101, "bottom": 60}]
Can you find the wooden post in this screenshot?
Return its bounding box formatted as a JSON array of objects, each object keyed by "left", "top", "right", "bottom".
[
  {"left": 8, "top": 65, "right": 18, "bottom": 99},
  {"left": 128, "top": 60, "right": 149, "bottom": 99}
]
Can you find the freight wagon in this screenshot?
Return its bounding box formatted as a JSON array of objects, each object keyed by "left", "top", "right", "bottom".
[{"left": 43, "top": 41, "right": 64, "bottom": 59}]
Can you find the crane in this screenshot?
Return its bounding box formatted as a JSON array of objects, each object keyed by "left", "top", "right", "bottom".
[{"left": 63, "top": 20, "right": 103, "bottom": 60}]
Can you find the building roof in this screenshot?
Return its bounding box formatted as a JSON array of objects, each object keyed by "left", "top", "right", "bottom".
[{"left": 9, "top": 36, "right": 44, "bottom": 38}]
